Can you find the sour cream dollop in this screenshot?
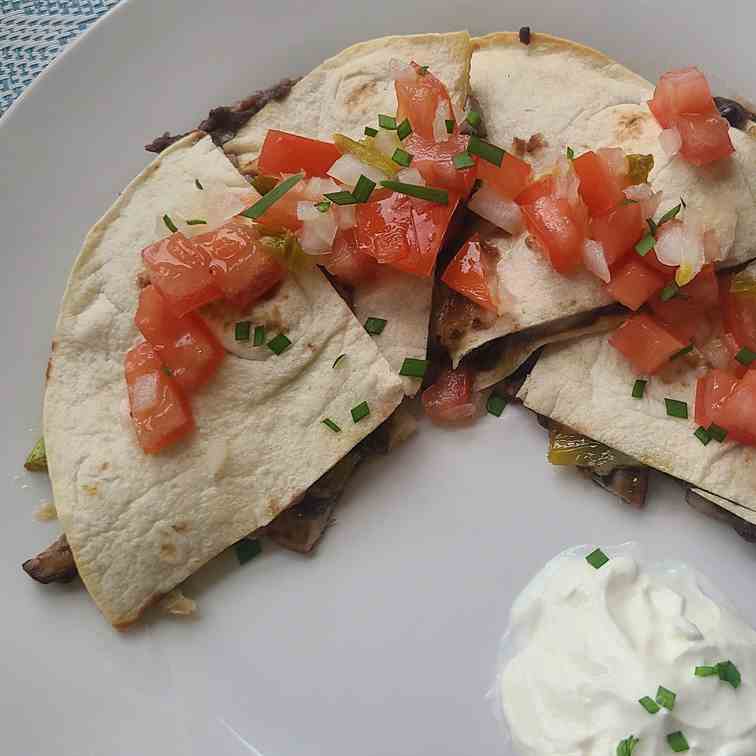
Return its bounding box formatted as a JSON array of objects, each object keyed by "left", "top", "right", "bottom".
[{"left": 498, "top": 546, "right": 756, "bottom": 756}]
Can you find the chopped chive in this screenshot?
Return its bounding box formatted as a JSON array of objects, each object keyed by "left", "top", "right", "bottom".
[
  {"left": 352, "top": 174, "right": 377, "bottom": 203},
  {"left": 672, "top": 344, "right": 694, "bottom": 360},
  {"left": 638, "top": 696, "right": 660, "bottom": 714},
  {"left": 632, "top": 379, "right": 647, "bottom": 399},
  {"left": 235, "top": 538, "right": 262, "bottom": 565},
  {"left": 660, "top": 282, "right": 679, "bottom": 302},
  {"left": 453, "top": 151, "right": 476, "bottom": 170},
  {"left": 416, "top": 65, "right": 429, "bottom": 75},
  {"left": 694, "top": 426, "right": 711, "bottom": 445},
  {"left": 253, "top": 325, "right": 265, "bottom": 346},
  {"left": 707, "top": 423, "right": 728, "bottom": 442},
  {"left": 323, "top": 190, "right": 357, "bottom": 205},
  {"left": 398, "top": 357, "right": 428, "bottom": 378},
  {"left": 24, "top": 437, "right": 47, "bottom": 472},
  {"left": 234, "top": 321, "right": 251, "bottom": 341},
  {"left": 322, "top": 418, "right": 341, "bottom": 433},
  {"left": 364, "top": 316, "right": 387, "bottom": 335},
  {"left": 735, "top": 346, "right": 756, "bottom": 365},
  {"left": 635, "top": 233, "right": 655, "bottom": 257},
  {"left": 586, "top": 548, "right": 609, "bottom": 570},
  {"left": 666, "top": 732, "right": 689, "bottom": 753},
  {"left": 391, "top": 148, "right": 413, "bottom": 167},
  {"left": 364, "top": 126, "right": 378, "bottom": 137},
  {"left": 695, "top": 665, "right": 718, "bottom": 677},
  {"left": 315, "top": 200, "right": 331, "bottom": 213},
  {"left": 717, "top": 660, "right": 741, "bottom": 689},
  {"left": 656, "top": 686, "right": 676, "bottom": 710},
  {"left": 378, "top": 114, "right": 397, "bottom": 130},
  {"left": 445, "top": 118, "right": 455, "bottom": 134},
  {"left": 468, "top": 135, "right": 505, "bottom": 167},
  {"left": 241, "top": 173, "right": 304, "bottom": 219},
  {"left": 162, "top": 214, "right": 178, "bottom": 233},
  {"left": 665, "top": 399, "right": 688, "bottom": 419},
  {"left": 267, "top": 333, "right": 292, "bottom": 355},
  {"left": 616, "top": 735, "right": 640, "bottom": 756},
  {"left": 658, "top": 203, "right": 682, "bottom": 226},
  {"left": 332, "top": 353, "right": 346, "bottom": 368},
  {"left": 487, "top": 394, "right": 507, "bottom": 417},
  {"left": 186, "top": 218, "right": 207, "bottom": 225},
  {"left": 162, "top": 366, "right": 173, "bottom": 376},
  {"left": 566, "top": 146, "right": 575, "bottom": 160},
  {"left": 647, "top": 217, "right": 658, "bottom": 235},
  {"left": 465, "top": 110, "right": 482, "bottom": 128},
  {"left": 380, "top": 180, "right": 448, "bottom": 204},
  {"left": 351, "top": 401, "right": 370, "bottom": 423},
  {"left": 194, "top": 178, "right": 204, "bottom": 190},
  {"left": 396, "top": 118, "right": 413, "bottom": 140},
  {"left": 680, "top": 195, "right": 687, "bottom": 209}
]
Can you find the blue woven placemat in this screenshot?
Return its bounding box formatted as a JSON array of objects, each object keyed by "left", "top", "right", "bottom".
[{"left": 1, "top": 0, "right": 121, "bottom": 115}]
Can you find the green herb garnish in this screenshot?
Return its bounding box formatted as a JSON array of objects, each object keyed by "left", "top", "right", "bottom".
[
  {"left": 647, "top": 217, "right": 658, "bottom": 235},
  {"left": 186, "top": 218, "right": 207, "bottom": 226},
  {"left": 566, "top": 146, "right": 575, "bottom": 160},
  {"left": 695, "top": 665, "right": 718, "bottom": 677},
  {"left": 453, "top": 152, "right": 476, "bottom": 170},
  {"left": 267, "top": 333, "right": 292, "bottom": 355},
  {"left": 466, "top": 110, "right": 482, "bottom": 128},
  {"left": 315, "top": 200, "right": 331, "bottom": 213},
  {"left": 717, "top": 660, "right": 742, "bottom": 689},
  {"left": 351, "top": 401, "right": 370, "bottom": 423},
  {"left": 234, "top": 321, "right": 251, "bottom": 341},
  {"left": 658, "top": 203, "right": 682, "bottom": 226},
  {"left": 736, "top": 347, "right": 756, "bottom": 366},
  {"left": 322, "top": 418, "right": 341, "bottom": 433},
  {"left": 241, "top": 173, "right": 304, "bottom": 220},
  {"left": 352, "top": 175, "right": 377, "bottom": 203},
  {"left": 672, "top": 344, "right": 694, "bottom": 360},
  {"left": 445, "top": 119, "right": 455, "bottom": 134},
  {"left": 235, "top": 538, "right": 262, "bottom": 565},
  {"left": 665, "top": 399, "right": 688, "bottom": 419},
  {"left": 162, "top": 214, "right": 178, "bottom": 233},
  {"left": 468, "top": 135, "right": 505, "bottom": 167},
  {"left": 656, "top": 686, "right": 676, "bottom": 710},
  {"left": 364, "top": 317, "right": 387, "bottom": 335},
  {"left": 24, "top": 437, "right": 47, "bottom": 472},
  {"left": 638, "top": 696, "right": 660, "bottom": 714},
  {"left": 666, "top": 731, "right": 689, "bottom": 752},
  {"left": 632, "top": 379, "right": 647, "bottom": 399},
  {"left": 398, "top": 357, "right": 428, "bottom": 378},
  {"left": 660, "top": 282, "right": 680, "bottom": 302},
  {"left": 364, "top": 126, "right": 378, "bottom": 137},
  {"left": 396, "top": 118, "right": 412, "bottom": 141},
  {"left": 616, "top": 735, "right": 639, "bottom": 756},
  {"left": 694, "top": 426, "right": 711, "bottom": 445},
  {"left": 332, "top": 353, "right": 346, "bottom": 368},
  {"left": 380, "top": 180, "right": 448, "bottom": 204},
  {"left": 487, "top": 394, "right": 507, "bottom": 417},
  {"left": 635, "top": 233, "right": 655, "bottom": 257},
  {"left": 194, "top": 178, "right": 204, "bottom": 190},
  {"left": 391, "top": 148, "right": 413, "bottom": 168},
  {"left": 586, "top": 548, "right": 609, "bottom": 570},
  {"left": 253, "top": 325, "right": 265, "bottom": 346},
  {"left": 323, "top": 190, "right": 357, "bottom": 206},
  {"left": 707, "top": 424, "right": 728, "bottom": 442},
  {"left": 378, "top": 114, "right": 397, "bottom": 130},
  {"left": 416, "top": 65, "right": 429, "bottom": 75}
]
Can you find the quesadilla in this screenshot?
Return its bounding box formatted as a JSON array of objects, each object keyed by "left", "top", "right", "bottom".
[
  {"left": 439, "top": 32, "right": 756, "bottom": 386},
  {"left": 43, "top": 132, "right": 404, "bottom": 626}
]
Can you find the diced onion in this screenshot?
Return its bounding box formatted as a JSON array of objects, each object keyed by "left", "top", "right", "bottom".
[
  {"left": 656, "top": 212, "right": 705, "bottom": 285},
  {"left": 297, "top": 209, "right": 338, "bottom": 255},
  {"left": 296, "top": 201, "right": 322, "bottom": 222},
  {"left": 553, "top": 157, "right": 580, "bottom": 208},
  {"left": 131, "top": 373, "right": 158, "bottom": 413},
  {"left": 659, "top": 127, "right": 682, "bottom": 157},
  {"left": 703, "top": 228, "right": 724, "bottom": 262},
  {"left": 468, "top": 184, "right": 524, "bottom": 235},
  {"left": 303, "top": 177, "right": 341, "bottom": 199},
  {"left": 327, "top": 154, "right": 385, "bottom": 186},
  {"left": 433, "top": 100, "right": 452, "bottom": 143},
  {"left": 581, "top": 239, "right": 611, "bottom": 283},
  {"left": 624, "top": 183, "right": 663, "bottom": 220},
  {"left": 597, "top": 147, "right": 626, "bottom": 177},
  {"left": 372, "top": 128, "right": 400, "bottom": 158},
  {"left": 333, "top": 205, "right": 356, "bottom": 230},
  {"left": 698, "top": 335, "right": 731, "bottom": 370},
  {"left": 397, "top": 167, "right": 426, "bottom": 185}
]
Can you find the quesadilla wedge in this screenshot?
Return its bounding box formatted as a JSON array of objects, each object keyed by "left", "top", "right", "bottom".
[
  {"left": 43, "top": 132, "right": 404, "bottom": 626},
  {"left": 439, "top": 32, "right": 756, "bottom": 387}
]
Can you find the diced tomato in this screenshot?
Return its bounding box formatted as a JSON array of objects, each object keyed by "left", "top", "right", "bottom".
[
  {"left": 641, "top": 247, "right": 677, "bottom": 280},
  {"left": 476, "top": 152, "right": 532, "bottom": 201},
  {"left": 257, "top": 130, "right": 341, "bottom": 177},
  {"left": 515, "top": 175, "right": 556, "bottom": 206},
  {"left": 648, "top": 67, "right": 718, "bottom": 129},
  {"left": 606, "top": 257, "right": 665, "bottom": 310},
  {"left": 356, "top": 193, "right": 415, "bottom": 264},
  {"left": 193, "top": 217, "right": 286, "bottom": 309},
  {"left": 390, "top": 194, "right": 459, "bottom": 278},
  {"left": 404, "top": 133, "right": 476, "bottom": 196},
  {"left": 421, "top": 367, "right": 477, "bottom": 423},
  {"left": 707, "top": 370, "right": 756, "bottom": 446},
  {"left": 721, "top": 274, "right": 756, "bottom": 351},
  {"left": 695, "top": 369, "right": 739, "bottom": 429},
  {"left": 676, "top": 113, "right": 735, "bottom": 166},
  {"left": 609, "top": 313, "right": 686, "bottom": 374},
  {"left": 321, "top": 228, "right": 379, "bottom": 285},
  {"left": 521, "top": 195, "right": 585, "bottom": 275},
  {"left": 722, "top": 332, "right": 749, "bottom": 379},
  {"left": 573, "top": 151, "right": 624, "bottom": 217},
  {"left": 142, "top": 233, "right": 221, "bottom": 318},
  {"left": 124, "top": 341, "right": 194, "bottom": 454},
  {"left": 395, "top": 62, "right": 455, "bottom": 141},
  {"left": 135, "top": 285, "right": 224, "bottom": 393},
  {"left": 441, "top": 232, "right": 499, "bottom": 312},
  {"left": 589, "top": 202, "right": 645, "bottom": 266},
  {"left": 254, "top": 184, "right": 311, "bottom": 232}
]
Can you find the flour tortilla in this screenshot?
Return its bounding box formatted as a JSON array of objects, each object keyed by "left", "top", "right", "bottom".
[
  {"left": 224, "top": 32, "right": 473, "bottom": 394},
  {"left": 449, "top": 32, "right": 756, "bottom": 368},
  {"left": 518, "top": 333, "right": 756, "bottom": 514},
  {"left": 44, "top": 133, "right": 404, "bottom": 627}
]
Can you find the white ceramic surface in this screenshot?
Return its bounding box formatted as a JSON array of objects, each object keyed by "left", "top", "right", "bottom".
[{"left": 2, "top": 2, "right": 755, "bottom": 754}]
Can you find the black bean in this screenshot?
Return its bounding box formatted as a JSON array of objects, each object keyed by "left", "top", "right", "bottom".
[{"left": 519, "top": 26, "right": 531, "bottom": 45}]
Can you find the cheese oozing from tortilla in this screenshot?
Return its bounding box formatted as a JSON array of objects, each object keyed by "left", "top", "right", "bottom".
[{"left": 498, "top": 547, "right": 756, "bottom": 756}]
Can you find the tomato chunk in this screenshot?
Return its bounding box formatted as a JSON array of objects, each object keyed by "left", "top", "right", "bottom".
[
  {"left": 609, "top": 313, "right": 686, "bottom": 375},
  {"left": 589, "top": 202, "right": 645, "bottom": 267},
  {"left": 515, "top": 175, "right": 556, "bottom": 206},
  {"left": 721, "top": 274, "right": 756, "bottom": 351},
  {"left": 193, "top": 217, "right": 286, "bottom": 309},
  {"left": 476, "top": 152, "right": 532, "bottom": 201},
  {"left": 356, "top": 193, "right": 415, "bottom": 264},
  {"left": 395, "top": 62, "right": 455, "bottom": 141},
  {"left": 676, "top": 113, "right": 735, "bottom": 167},
  {"left": 573, "top": 151, "right": 624, "bottom": 217},
  {"left": 708, "top": 370, "right": 756, "bottom": 446},
  {"left": 640, "top": 248, "right": 676, "bottom": 280},
  {"left": 695, "top": 369, "right": 739, "bottom": 429},
  {"left": 320, "top": 228, "right": 377, "bottom": 285},
  {"left": 441, "top": 232, "right": 499, "bottom": 312},
  {"left": 648, "top": 67, "right": 717, "bottom": 129},
  {"left": 403, "top": 133, "right": 475, "bottom": 196},
  {"left": 522, "top": 195, "right": 585, "bottom": 275},
  {"left": 421, "top": 367, "right": 477, "bottom": 423},
  {"left": 135, "top": 285, "right": 224, "bottom": 393},
  {"left": 124, "top": 341, "right": 194, "bottom": 454},
  {"left": 258, "top": 130, "right": 341, "bottom": 177},
  {"left": 606, "top": 257, "right": 665, "bottom": 311},
  {"left": 142, "top": 233, "right": 221, "bottom": 317}
]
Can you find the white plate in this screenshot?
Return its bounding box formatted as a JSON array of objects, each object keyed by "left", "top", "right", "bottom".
[{"left": 2, "top": 2, "right": 755, "bottom": 754}]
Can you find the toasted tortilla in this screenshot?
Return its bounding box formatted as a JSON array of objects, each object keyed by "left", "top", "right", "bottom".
[
  {"left": 449, "top": 31, "right": 756, "bottom": 368},
  {"left": 44, "top": 133, "right": 404, "bottom": 626},
  {"left": 224, "top": 32, "right": 473, "bottom": 394}
]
